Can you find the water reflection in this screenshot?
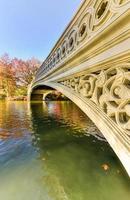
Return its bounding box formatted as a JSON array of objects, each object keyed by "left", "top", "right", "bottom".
[
  {"left": 0, "top": 101, "right": 31, "bottom": 138},
  {"left": 0, "top": 101, "right": 129, "bottom": 200},
  {"left": 32, "top": 101, "right": 102, "bottom": 137}
]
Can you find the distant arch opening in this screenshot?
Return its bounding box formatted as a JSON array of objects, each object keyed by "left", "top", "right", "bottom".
[{"left": 30, "top": 85, "right": 68, "bottom": 101}]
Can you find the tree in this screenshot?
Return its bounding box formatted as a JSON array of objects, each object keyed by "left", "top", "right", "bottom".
[
  {"left": 0, "top": 54, "right": 41, "bottom": 97},
  {"left": 0, "top": 54, "right": 16, "bottom": 97},
  {"left": 12, "top": 57, "right": 40, "bottom": 87}
]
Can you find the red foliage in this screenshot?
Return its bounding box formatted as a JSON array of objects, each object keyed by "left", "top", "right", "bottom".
[{"left": 0, "top": 53, "right": 41, "bottom": 97}]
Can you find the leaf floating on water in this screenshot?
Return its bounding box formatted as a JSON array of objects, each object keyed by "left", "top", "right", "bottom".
[{"left": 101, "top": 164, "right": 110, "bottom": 171}]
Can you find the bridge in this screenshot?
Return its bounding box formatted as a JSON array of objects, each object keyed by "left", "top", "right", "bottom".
[
  {"left": 28, "top": 0, "right": 130, "bottom": 176},
  {"left": 30, "top": 87, "right": 66, "bottom": 101},
  {"left": 31, "top": 88, "right": 55, "bottom": 101}
]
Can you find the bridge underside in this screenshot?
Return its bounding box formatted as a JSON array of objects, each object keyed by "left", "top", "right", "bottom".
[
  {"left": 29, "top": 0, "right": 130, "bottom": 176},
  {"left": 30, "top": 85, "right": 54, "bottom": 101},
  {"left": 31, "top": 85, "right": 68, "bottom": 101},
  {"left": 30, "top": 72, "right": 130, "bottom": 176}
]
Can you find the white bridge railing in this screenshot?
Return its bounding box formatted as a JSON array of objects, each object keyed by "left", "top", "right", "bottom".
[{"left": 35, "top": 0, "right": 130, "bottom": 81}]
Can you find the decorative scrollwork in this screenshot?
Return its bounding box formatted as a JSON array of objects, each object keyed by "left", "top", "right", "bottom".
[
  {"left": 60, "top": 63, "right": 130, "bottom": 135},
  {"left": 96, "top": 1, "right": 108, "bottom": 19}
]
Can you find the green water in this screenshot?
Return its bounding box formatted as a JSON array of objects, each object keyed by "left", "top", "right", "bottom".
[{"left": 0, "top": 101, "right": 129, "bottom": 200}]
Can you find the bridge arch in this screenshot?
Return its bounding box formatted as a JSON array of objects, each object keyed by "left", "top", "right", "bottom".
[
  {"left": 29, "top": 85, "right": 55, "bottom": 101},
  {"left": 29, "top": 80, "right": 130, "bottom": 176},
  {"left": 29, "top": 84, "right": 67, "bottom": 101}
]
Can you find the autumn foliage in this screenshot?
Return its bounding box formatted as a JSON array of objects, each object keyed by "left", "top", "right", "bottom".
[{"left": 0, "top": 53, "right": 41, "bottom": 98}]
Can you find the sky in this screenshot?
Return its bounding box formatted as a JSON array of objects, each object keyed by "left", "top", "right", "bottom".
[{"left": 0, "top": 0, "right": 82, "bottom": 61}]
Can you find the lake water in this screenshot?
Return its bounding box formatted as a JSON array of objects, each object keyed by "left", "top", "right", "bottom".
[{"left": 0, "top": 101, "right": 130, "bottom": 200}]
